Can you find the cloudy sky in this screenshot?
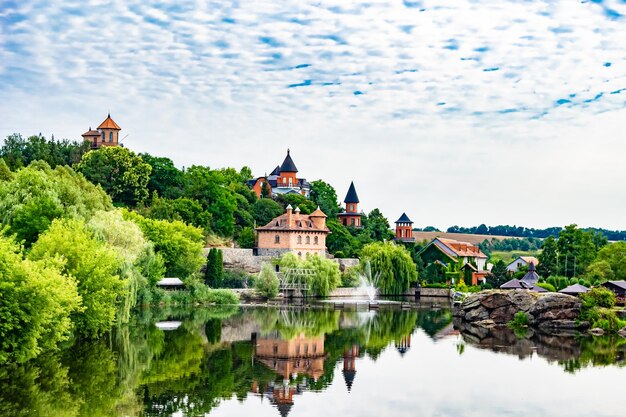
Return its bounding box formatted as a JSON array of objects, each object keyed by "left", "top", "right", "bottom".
[{"left": 1, "top": 0, "right": 625, "bottom": 230}]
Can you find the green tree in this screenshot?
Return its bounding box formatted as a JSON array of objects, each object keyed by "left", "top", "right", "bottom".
[
  {"left": 360, "top": 241, "right": 417, "bottom": 295},
  {"left": 364, "top": 209, "right": 395, "bottom": 241},
  {"left": 77, "top": 147, "right": 152, "bottom": 206},
  {"left": 596, "top": 241, "right": 626, "bottom": 280},
  {"left": 538, "top": 236, "right": 558, "bottom": 277},
  {"left": 556, "top": 225, "right": 597, "bottom": 277},
  {"left": 0, "top": 159, "right": 13, "bottom": 181},
  {"left": 0, "top": 133, "right": 90, "bottom": 170},
  {"left": 142, "top": 196, "right": 212, "bottom": 231},
  {"left": 205, "top": 249, "right": 224, "bottom": 287},
  {"left": 487, "top": 260, "right": 509, "bottom": 288},
  {"left": 256, "top": 262, "right": 279, "bottom": 299},
  {"left": 303, "top": 254, "right": 341, "bottom": 296},
  {"left": 326, "top": 219, "right": 359, "bottom": 257},
  {"left": 310, "top": 180, "right": 341, "bottom": 218},
  {"left": 28, "top": 218, "right": 125, "bottom": 338},
  {"left": 139, "top": 153, "right": 183, "bottom": 199},
  {"left": 0, "top": 235, "right": 82, "bottom": 364},
  {"left": 275, "top": 193, "right": 316, "bottom": 214},
  {"left": 237, "top": 227, "right": 255, "bottom": 249},
  {"left": 0, "top": 162, "right": 112, "bottom": 246},
  {"left": 252, "top": 198, "right": 284, "bottom": 226},
  {"left": 584, "top": 260, "right": 614, "bottom": 284}
]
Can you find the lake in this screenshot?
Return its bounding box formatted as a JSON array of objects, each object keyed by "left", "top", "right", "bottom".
[{"left": 1, "top": 303, "right": 625, "bottom": 417}]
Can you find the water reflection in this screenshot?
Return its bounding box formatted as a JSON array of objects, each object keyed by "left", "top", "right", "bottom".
[{"left": 1, "top": 305, "right": 625, "bottom": 416}]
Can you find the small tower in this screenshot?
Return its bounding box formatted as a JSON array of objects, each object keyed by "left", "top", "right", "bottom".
[
  {"left": 337, "top": 181, "right": 362, "bottom": 227},
  {"left": 96, "top": 113, "right": 121, "bottom": 147},
  {"left": 395, "top": 213, "right": 415, "bottom": 242},
  {"left": 277, "top": 149, "right": 298, "bottom": 188}
]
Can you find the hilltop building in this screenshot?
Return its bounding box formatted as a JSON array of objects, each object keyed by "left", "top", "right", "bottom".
[
  {"left": 81, "top": 113, "right": 122, "bottom": 149},
  {"left": 506, "top": 256, "right": 540, "bottom": 274},
  {"left": 395, "top": 213, "right": 415, "bottom": 242},
  {"left": 255, "top": 205, "right": 330, "bottom": 258},
  {"left": 337, "top": 181, "right": 363, "bottom": 228},
  {"left": 419, "top": 237, "right": 489, "bottom": 285},
  {"left": 248, "top": 149, "right": 311, "bottom": 198}
]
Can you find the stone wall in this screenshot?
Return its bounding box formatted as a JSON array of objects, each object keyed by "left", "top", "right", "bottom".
[
  {"left": 333, "top": 258, "right": 360, "bottom": 271},
  {"left": 419, "top": 288, "right": 452, "bottom": 298},
  {"left": 219, "top": 248, "right": 272, "bottom": 274}
]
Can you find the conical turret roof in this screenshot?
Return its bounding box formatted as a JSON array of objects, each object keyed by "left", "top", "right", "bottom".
[
  {"left": 280, "top": 149, "right": 298, "bottom": 173},
  {"left": 97, "top": 113, "right": 121, "bottom": 130},
  {"left": 395, "top": 212, "right": 413, "bottom": 224},
  {"left": 344, "top": 181, "right": 360, "bottom": 204}
]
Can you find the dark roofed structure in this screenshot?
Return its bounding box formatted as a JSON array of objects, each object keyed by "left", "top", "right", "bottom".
[
  {"left": 521, "top": 262, "right": 540, "bottom": 285},
  {"left": 344, "top": 181, "right": 360, "bottom": 203},
  {"left": 395, "top": 212, "right": 413, "bottom": 224},
  {"left": 342, "top": 369, "right": 356, "bottom": 392},
  {"left": 559, "top": 283, "right": 590, "bottom": 296},
  {"left": 280, "top": 149, "right": 298, "bottom": 173},
  {"left": 601, "top": 280, "right": 626, "bottom": 296},
  {"left": 271, "top": 165, "right": 281, "bottom": 176}
]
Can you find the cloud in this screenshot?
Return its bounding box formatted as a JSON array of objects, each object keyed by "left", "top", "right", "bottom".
[{"left": 1, "top": 0, "right": 626, "bottom": 228}]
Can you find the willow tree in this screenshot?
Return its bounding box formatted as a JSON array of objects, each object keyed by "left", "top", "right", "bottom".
[{"left": 360, "top": 241, "right": 417, "bottom": 295}]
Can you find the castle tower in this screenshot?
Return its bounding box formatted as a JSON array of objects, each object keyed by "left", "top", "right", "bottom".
[
  {"left": 277, "top": 149, "right": 298, "bottom": 188},
  {"left": 342, "top": 344, "right": 359, "bottom": 392},
  {"left": 395, "top": 213, "right": 415, "bottom": 242},
  {"left": 96, "top": 113, "right": 121, "bottom": 148},
  {"left": 337, "top": 181, "right": 362, "bottom": 228}
]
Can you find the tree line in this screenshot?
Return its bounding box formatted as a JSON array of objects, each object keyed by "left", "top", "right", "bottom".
[{"left": 446, "top": 224, "right": 626, "bottom": 241}]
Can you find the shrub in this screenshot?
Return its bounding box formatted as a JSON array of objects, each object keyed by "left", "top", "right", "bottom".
[
  {"left": 581, "top": 287, "right": 616, "bottom": 309},
  {"left": 341, "top": 266, "right": 361, "bottom": 288},
  {"left": 222, "top": 268, "right": 253, "bottom": 288},
  {"left": 256, "top": 262, "right": 279, "bottom": 299},
  {"left": 535, "top": 282, "right": 556, "bottom": 292},
  {"left": 236, "top": 227, "right": 255, "bottom": 249},
  {"left": 508, "top": 311, "right": 530, "bottom": 328}
]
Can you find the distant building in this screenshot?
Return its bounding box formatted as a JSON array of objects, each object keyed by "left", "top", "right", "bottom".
[
  {"left": 394, "top": 213, "right": 415, "bottom": 242},
  {"left": 506, "top": 256, "right": 540, "bottom": 274},
  {"left": 337, "top": 181, "right": 363, "bottom": 228},
  {"left": 81, "top": 113, "right": 122, "bottom": 149},
  {"left": 255, "top": 205, "right": 330, "bottom": 258},
  {"left": 419, "top": 237, "right": 489, "bottom": 285},
  {"left": 601, "top": 280, "right": 626, "bottom": 298},
  {"left": 248, "top": 149, "right": 311, "bottom": 198},
  {"left": 500, "top": 262, "right": 547, "bottom": 292}
]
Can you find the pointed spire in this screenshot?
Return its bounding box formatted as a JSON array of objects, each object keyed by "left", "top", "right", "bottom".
[
  {"left": 279, "top": 149, "right": 298, "bottom": 173},
  {"left": 344, "top": 181, "right": 360, "bottom": 204}
]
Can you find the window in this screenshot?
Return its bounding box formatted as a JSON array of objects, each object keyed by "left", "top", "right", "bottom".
[
  {"left": 350, "top": 218, "right": 355, "bottom": 226},
  {"left": 275, "top": 235, "right": 280, "bottom": 244},
  {"left": 109, "top": 132, "right": 113, "bottom": 142},
  {"left": 306, "top": 236, "right": 310, "bottom": 244},
  {"left": 342, "top": 218, "right": 346, "bottom": 225},
  {"left": 289, "top": 178, "right": 293, "bottom": 187},
  {"left": 101, "top": 132, "right": 105, "bottom": 141},
  {"left": 283, "top": 177, "right": 287, "bottom": 184},
  {"left": 297, "top": 235, "right": 302, "bottom": 244},
  {"left": 314, "top": 236, "right": 319, "bottom": 245}
]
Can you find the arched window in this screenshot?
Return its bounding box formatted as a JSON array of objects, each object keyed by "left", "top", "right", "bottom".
[
  {"left": 109, "top": 132, "right": 113, "bottom": 142},
  {"left": 297, "top": 235, "right": 302, "bottom": 244},
  {"left": 306, "top": 236, "right": 310, "bottom": 244},
  {"left": 283, "top": 177, "right": 287, "bottom": 184},
  {"left": 101, "top": 131, "right": 105, "bottom": 141},
  {"left": 350, "top": 218, "right": 355, "bottom": 226},
  {"left": 314, "top": 236, "right": 319, "bottom": 245},
  {"left": 275, "top": 235, "right": 280, "bottom": 244}
]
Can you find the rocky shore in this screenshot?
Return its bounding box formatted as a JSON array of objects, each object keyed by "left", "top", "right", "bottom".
[{"left": 453, "top": 290, "right": 589, "bottom": 332}]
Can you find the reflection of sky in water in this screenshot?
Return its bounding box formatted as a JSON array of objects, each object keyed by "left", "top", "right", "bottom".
[{"left": 210, "top": 329, "right": 624, "bottom": 417}]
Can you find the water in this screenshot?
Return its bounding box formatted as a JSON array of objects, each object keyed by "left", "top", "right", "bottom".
[{"left": 1, "top": 305, "right": 625, "bottom": 417}]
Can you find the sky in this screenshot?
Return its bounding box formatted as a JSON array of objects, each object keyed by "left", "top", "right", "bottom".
[{"left": 1, "top": 0, "right": 625, "bottom": 230}]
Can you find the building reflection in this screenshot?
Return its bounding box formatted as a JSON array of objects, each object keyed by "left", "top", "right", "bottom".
[
  {"left": 250, "top": 331, "right": 326, "bottom": 417},
  {"left": 342, "top": 345, "right": 359, "bottom": 392},
  {"left": 395, "top": 334, "right": 411, "bottom": 356}
]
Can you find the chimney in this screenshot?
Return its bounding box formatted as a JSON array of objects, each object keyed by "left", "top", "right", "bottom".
[{"left": 286, "top": 204, "right": 293, "bottom": 227}]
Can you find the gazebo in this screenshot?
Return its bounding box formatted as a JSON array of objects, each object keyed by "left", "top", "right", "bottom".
[
  {"left": 500, "top": 263, "right": 546, "bottom": 292},
  {"left": 558, "top": 284, "right": 590, "bottom": 296}
]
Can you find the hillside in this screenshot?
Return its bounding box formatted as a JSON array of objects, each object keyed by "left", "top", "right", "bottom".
[{"left": 412, "top": 231, "right": 522, "bottom": 245}]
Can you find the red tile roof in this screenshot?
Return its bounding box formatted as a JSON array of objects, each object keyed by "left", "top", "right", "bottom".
[
  {"left": 436, "top": 237, "right": 487, "bottom": 258},
  {"left": 82, "top": 129, "right": 100, "bottom": 137},
  {"left": 256, "top": 211, "right": 329, "bottom": 232}
]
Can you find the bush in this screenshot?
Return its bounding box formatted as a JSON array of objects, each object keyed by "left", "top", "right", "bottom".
[
  {"left": 236, "top": 227, "right": 255, "bottom": 249},
  {"left": 508, "top": 311, "right": 530, "bottom": 328},
  {"left": 222, "top": 269, "right": 253, "bottom": 288},
  {"left": 341, "top": 266, "right": 361, "bottom": 288},
  {"left": 422, "top": 282, "right": 450, "bottom": 288},
  {"left": 256, "top": 262, "right": 279, "bottom": 299},
  {"left": 535, "top": 282, "right": 556, "bottom": 292},
  {"left": 581, "top": 287, "right": 616, "bottom": 309}
]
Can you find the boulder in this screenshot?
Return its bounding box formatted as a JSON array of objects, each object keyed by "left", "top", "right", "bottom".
[
  {"left": 618, "top": 327, "right": 626, "bottom": 338},
  {"left": 462, "top": 293, "right": 483, "bottom": 310},
  {"left": 490, "top": 305, "right": 518, "bottom": 324},
  {"left": 528, "top": 293, "right": 580, "bottom": 316},
  {"left": 465, "top": 306, "right": 489, "bottom": 322},
  {"left": 480, "top": 292, "right": 513, "bottom": 309}
]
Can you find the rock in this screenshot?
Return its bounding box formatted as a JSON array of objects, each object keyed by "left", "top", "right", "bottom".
[
  {"left": 589, "top": 328, "right": 605, "bottom": 336},
  {"left": 618, "top": 327, "right": 626, "bottom": 338},
  {"left": 508, "top": 290, "right": 539, "bottom": 312},
  {"left": 538, "top": 320, "right": 580, "bottom": 330},
  {"left": 465, "top": 307, "right": 489, "bottom": 322},
  {"left": 535, "top": 308, "right": 579, "bottom": 322},
  {"left": 490, "top": 305, "right": 518, "bottom": 324},
  {"left": 462, "top": 294, "right": 483, "bottom": 310},
  {"left": 473, "top": 319, "right": 497, "bottom": 329},
  {"left": 528, "top": 293, "right": 580, "bottom": 316},
  {"left": 480, "top": 292, "right": 512, "bottom": 309}
]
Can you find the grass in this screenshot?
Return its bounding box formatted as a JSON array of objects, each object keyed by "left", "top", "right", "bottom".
[{"left": 489, "top": 250, "right": 540, "bottom": 264}]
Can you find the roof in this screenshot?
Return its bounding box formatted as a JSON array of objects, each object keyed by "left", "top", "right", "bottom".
[
  {"left": 395, "top": 212, "right": 413, "bottom": 224},
  {"left": 344, "top": 181, "right": 360, "bottom": 203},
  {"left": 271, "top": 165, "right": 281, "bottom": 176},
  {"left": 508, "top": 256, "right": 540, "bottom": 267},
  {"left": 520, "top": 262, "right": 540, "bottom": 285},
  {"left": 81, "top": 128, "right": 100, "bottom": 137},
  {"left": 256, "top": 209, "right": 329, "bottom": 232},
  {"left": 342, "top": 369, "right": 356, "bottom": 391},
  {"left": 559, "top": 284, "right": 590, "bottom": 294},
  {"left": 500, "top": 279, "right": 546, "bottom": 292},
  {"left": 156, "top": 277, "right": 184, "bottom": 286},
  {"left": 280, "top": 149, "right": 298, "bottom": 172},
  {"left": 603, "top": 280, "right": 626, "bottom": 290},
  {"left": 97, "top": 113, "right": 121, "bottom": 130},
  {"left": 434, "top": 237, "right": 487, "bottom": 259}
]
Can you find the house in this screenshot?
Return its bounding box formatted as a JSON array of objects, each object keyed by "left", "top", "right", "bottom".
[
  {"left": 506, "top": 256, "right": 540, "bottom": 274},
  {"left": 500, "top": 262, "right": 547, "bottom": 292},
  {"left": 81, "top": 113, "right": 122, "bottom": 149},
  {"left": 248, "top": 149, "right": 311, "bottom": 198},
  {"left": 255, "top": 205, "right": 330, "bottom": 258},
  {"left": 337, "top": 181, "right": 363, "bottom": 228},
  {"left": 418, "top": 237, "right": 489, "bottom": 285},
  {"left": 394, "top": 213, "right": 415, "bottom": 242}
]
